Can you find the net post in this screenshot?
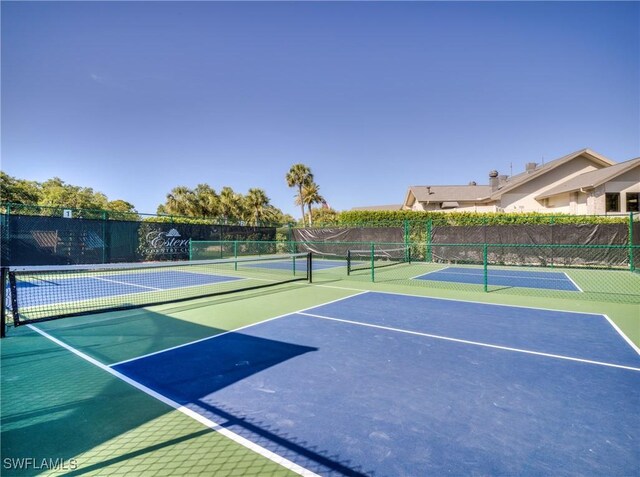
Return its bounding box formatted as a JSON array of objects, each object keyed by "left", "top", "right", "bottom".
[
  {"left": 0, "top": 267, "right": 6, "bottom": 338},
  {"left": 483, "top": 243, "right": 488, "bottom": 292},
  {"left": 370, "top": 242, "right": 375, "bottom": 282},
  {"left": 7, "top": 271, "right": 20, "bottom": 327},
  {"left": 347, "top": 250, "right": 352, "bottom": 275},
  {"left": 307, "top": 252, "right": 313, "bottom": 283}
]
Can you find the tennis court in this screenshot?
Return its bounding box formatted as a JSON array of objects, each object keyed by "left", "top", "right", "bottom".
[
  {"left": 414, "top": 266, "right": 582, "bottom": 291},
  {"left": 2, "top": 251, "right": 639, "bottom": 476},
  {"left": 105, "top": 291, "right": 639, "bottom": 476}
]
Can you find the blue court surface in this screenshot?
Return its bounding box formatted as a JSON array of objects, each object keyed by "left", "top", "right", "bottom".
[
  {"left": 113, "top": 291, "right": 639, "bottom": 476},
  {"left": 414, "top": 266, "right": 581, "bottom": 291},
  {"left": 11, "top": 270, "right": 243, "bottom": 307}
]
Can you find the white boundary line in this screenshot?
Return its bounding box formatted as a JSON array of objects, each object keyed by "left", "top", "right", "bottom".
[
  {"left": 314, "top": 287, "right": 640, "bottom": 356},
  {"left": 413, "top": 267, "right": 582, "bottom": 292},
  {"left": 26, "top": 324, "right": 321, "bottom": 477},
  {"left": 410, "top": 266, "right": 450, "bottom": 280},
  {"left": 108, "top": 290, "right": 369, "bottom": 367},
  {"left": 17, "top": 276, "right": 254, "bottom": 313},
  {"left": 91, "top": 276, "right": 162, "bottom": 291},
  {"left": 602, "top": 314, "right": 640, "bottom": 355},
  {"left": 297, "top": 312, "right": 640, "bottom": 372},
  {"left": 563, "top": 272, "right": 584, "bottom": 292}
]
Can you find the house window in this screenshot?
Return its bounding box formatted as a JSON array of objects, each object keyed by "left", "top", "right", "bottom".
[
  {"left": 605, "top": 193, "right": 620, "bottom": 213},
  {"left": 626, "top": 193, "right": 640, "bottom": 212}
]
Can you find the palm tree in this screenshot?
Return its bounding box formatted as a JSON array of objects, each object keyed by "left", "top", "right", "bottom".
[
  {"left": 193, "top": 184, "right": 220, "bottom": 217},
  {"left": 245, "top": 188, "right": 271, "bottom": 226},
  {"left": 301, "top": 181, "right": 324, "bottom": 226},
  {"left": 164, "top": 186, "right": 196, "bottom": 216},
  {"left": 219, "top": 186, "right": 242, "bottom": 224},
  {"left": 286, "top": 164, "right": 313, "bottom": 224}
]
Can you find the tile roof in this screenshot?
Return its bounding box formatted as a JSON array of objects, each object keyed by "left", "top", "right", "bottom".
[
  {"left": 488, "top": 148, "right": 615, "bottom": 199},
  {"left": 536, "top": 157, "right": 640, "bottom": 199},
  {"left": 408, "top": 185, "right": 492, "bottom": 202}
]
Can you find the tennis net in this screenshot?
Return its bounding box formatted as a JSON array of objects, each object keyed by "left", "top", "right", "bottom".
[
  {"left": 347, "top": 245, "right": 411, "bottom": 275},
  {"left": 2, "top": 253, "right": 311, "bottom": 327}
]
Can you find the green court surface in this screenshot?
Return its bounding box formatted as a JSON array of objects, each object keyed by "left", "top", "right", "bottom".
[{"left": 2, "top": 270, "right": 638, "bottom": 476}]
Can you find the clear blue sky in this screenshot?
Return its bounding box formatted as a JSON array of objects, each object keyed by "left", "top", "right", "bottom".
[{"left": 2, "top": 1, "right": 638, "bottom": 219}]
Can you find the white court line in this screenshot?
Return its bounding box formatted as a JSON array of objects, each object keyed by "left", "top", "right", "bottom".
[
  {"left": 91, "top": 276, "right": 162, "bottom": 290},
  {"left": 19, "top": 276, "right": 253, "bottom": 312},
  {"left": 316, "top": 287, "right": 608, "bottom": 315},
  {"left": 330, "top": 285, "right": 640, "bottom": 354},
  {"left": 297, "top": 312, "right": 640, "bottom": 372},
  {"left": 563, "top": 272, "right": 584, "bottom": 292},
  {"left": 419, "top": 268, "right": 573, "bottom": 282},
  {"left": 26, "top": 324, "right": 321, "bottom": 477},
  {"left": 108, "top": 290, "right": 369, "bottom": 367},
  {"left": 410, "top": 266, "right": 451, "bottom": 280},
  {"left": 312, "top": 288, "right": 640, "bottom": 357},
  {"left": 603, "top": 314, "right": 640, "bottom": 355}
]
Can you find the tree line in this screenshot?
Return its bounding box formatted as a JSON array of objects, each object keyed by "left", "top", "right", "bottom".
[
  {"left": 1, "top": 164, "right": 331, "bottom": 226},
  {"left": 156, "top": 184, "right": 294, "bottom": 225},
  {"left": 0, "top": 172, "right": 136, "bottom": 213}
]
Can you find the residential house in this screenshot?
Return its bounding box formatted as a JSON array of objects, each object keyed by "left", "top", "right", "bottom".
[{"left": 402, "top": 149, "right": 640, "bottom": 215}]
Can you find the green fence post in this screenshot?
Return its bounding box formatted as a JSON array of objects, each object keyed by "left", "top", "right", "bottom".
[
  {"left": 426, "top": 219, "right": 433, "bottom": 262},
  {"left": 101, "top": 211, "right": 107, "bottom": 264},
  {"left": 629, "top": 212, "right": 635, "bottom": 272},
  {"left": 483, "top": 243, "right": 488, "bottom": 292},
  {"left": 370, "top": 242, "right": 375, "bottom": 282},
  {"left": 403, "top": 220, "right": 410, "bottom": 262},
  {"left": 550, "top": 215, "right": 555, "bottom": 268},
  {"left": 5, "top": 203, "right": 10, "bottom": 265},
  {"left": 189, "top": 239, "right": 193, "bottom": 261},
  {"left": 234, "top": 240, "right": 238, "bottom": 271}
]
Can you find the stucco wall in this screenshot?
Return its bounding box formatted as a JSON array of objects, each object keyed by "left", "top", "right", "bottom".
[{"left": 499, "top": 156, "right": 601, "bottom": 212}]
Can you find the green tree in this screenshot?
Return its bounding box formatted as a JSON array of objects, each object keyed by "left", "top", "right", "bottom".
[
  {"left": 301, "top": 181, "right": 324, "bottom": 226},
  {"left": 193, "top": 184, "right": 220, "bottom": 217},
  {"left": 39, "top": 177, "right": 108, "bottom": 210},
  {"left": 286, "top": 164, "right": 313, "bottom": 224},
  {"left": 107, "top": 199, "right": 137, "bottom": 213},
  {"left": 219, "top": 186, "right": 243, "bottom": 224},
  {"left": 0, "top": 172, "right": 41, "bottom": 204},
  {"left": 311, "top": 206, "right": 339, "bottom": 226},
  {"left": 158, "top": 186, "right": 197, "bottom": 216},
  {"left": 244, "top": 188, "right": 272, "bottom": 225}
]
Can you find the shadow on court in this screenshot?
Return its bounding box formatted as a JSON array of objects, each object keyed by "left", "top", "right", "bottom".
[{"left": 1, "top": 309, "right": 368, "bottom": 476}]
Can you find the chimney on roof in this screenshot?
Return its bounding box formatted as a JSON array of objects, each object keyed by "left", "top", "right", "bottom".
[
  {"left": 468, "top": 181, "right": 477, "bottom": 186},
  {"left": 489, "top": 170, "right": 499, "bottom": 191},
  {"left": 426, "top": 186, "right": 432, "bottom": 194},
  {"left": 525, "top": 162, "right": 537, "bottom": 173}
]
